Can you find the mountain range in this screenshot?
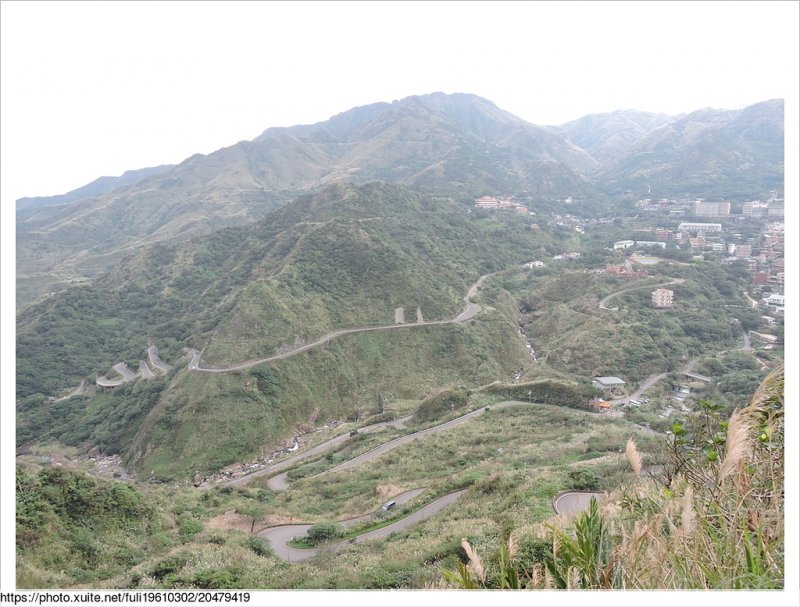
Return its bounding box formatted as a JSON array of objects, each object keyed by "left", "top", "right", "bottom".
[{"left": 16, "top": 93, "right": 783, "bottom": 306}]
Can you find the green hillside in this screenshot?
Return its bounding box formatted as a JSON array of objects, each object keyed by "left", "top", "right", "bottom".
[{"left": 18, "top": 181, "right": 558, "bottom": 478}]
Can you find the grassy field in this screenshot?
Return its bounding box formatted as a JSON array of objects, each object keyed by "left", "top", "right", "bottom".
[{"left": 17, "top": 398, "right": 661, "bottom": 589}]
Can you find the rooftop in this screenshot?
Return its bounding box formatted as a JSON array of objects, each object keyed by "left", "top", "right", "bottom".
[{"left": 594, "top": 376, "right": 625, "bottom": 385}]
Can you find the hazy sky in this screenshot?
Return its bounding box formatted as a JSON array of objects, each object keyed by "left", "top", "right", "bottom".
[
  {"left": 1, "top": 1, "right": 798, "bottom": 203},
  {"left": 1, "top": 2, "right": 799, "bottom": 600}
]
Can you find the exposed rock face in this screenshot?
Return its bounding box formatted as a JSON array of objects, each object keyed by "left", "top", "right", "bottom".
[{"left": 193, "top": 472, "right": 204, "bottom": 487}]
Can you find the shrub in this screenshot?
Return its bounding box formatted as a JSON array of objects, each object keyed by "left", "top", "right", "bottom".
[
  {"left": 178, "top": 518, "right": 203, "bottom": 538},
  {"left": 193, "top": 568, "right": 242, "bottom": 589},
  {"left": 307, "top": 523, "right": 342, "bottom": 545},
  {"left": 246, "top": 536, "right": 272, "bottom": 557},
  {"left": 567, "top": 468, "right": 602, "bottom": 491},
  {"left": 414, "top": 387, "right": 470, "bottom": 422}
]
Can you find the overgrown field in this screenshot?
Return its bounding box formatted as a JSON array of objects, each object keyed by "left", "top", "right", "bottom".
[{"left": 18, "top": 401, "right": 659, "bottom": 589}]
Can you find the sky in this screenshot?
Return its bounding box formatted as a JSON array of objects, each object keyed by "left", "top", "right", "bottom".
[
  {"left": 1, "top": 1, "right": 798, "bottom": 203},
  {"left": 1, "top": 2, "right": 799, "bottom": 602}
]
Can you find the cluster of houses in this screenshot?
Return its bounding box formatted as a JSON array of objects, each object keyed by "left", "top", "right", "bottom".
[
  {"left": 634, "top": 193, "right": 784, "bottom": 220},
  {"left": 474, "top": 196, "right": 530, "bottom": 214},
  {"left": 605, "top": 264, "right": 647, "bottom": 279}
]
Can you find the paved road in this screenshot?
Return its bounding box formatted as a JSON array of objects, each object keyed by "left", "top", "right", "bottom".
[
  {"left": 97, "top": 363, "right": 139, "bottom": 388},
  {"left": 188, "top": 275, "right": 488, "bottom": 373},
  {"left": 259, "top": 489, "right": 466, "bottom": 562},
  {"left": 55, "top": 380, "right": 87, "bottom": 401},
  {"left": 599, "top": 278, "right": 684, "bottom": 311},
  {"left": 216, "top": 416, "right": 411, "bottom": 488},
  {"left": 147, "top": 346, "right": 172, "bottom": 372},
  {"left": 113, "top": 362, "right": 137, "bottom": 380},
  {"left": 553, "top": 491, "right": 602, "bottom": 515},
  {"left": 139, "top": 360, "right": 156, "bottom": 380},
  {"left": 268, "top": 401, "right": 522, "bottom": 491}
]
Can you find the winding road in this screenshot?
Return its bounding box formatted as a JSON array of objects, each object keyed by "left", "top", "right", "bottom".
[
  {"left": 259, "top": 488, "right": 467, "bottom": 562},
  {"left": 552, "top": 491, "right": 602, "bottom": 516},
  {"left": 599, "top": 278, "right": 684, "bottom": 311},
  {"left": 215, "top": 415, "right": 411, "bottom": 488},
  {"left": 265, "top": 401, "right": 523, "bottom": 491},
  {"left": 187, "top": 275, "right": 488, "bottom": 373}
]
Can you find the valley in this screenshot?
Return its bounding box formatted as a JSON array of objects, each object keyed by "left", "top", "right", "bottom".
[{"left": 14, "top": 92, "right": 785, "bottom": 591}]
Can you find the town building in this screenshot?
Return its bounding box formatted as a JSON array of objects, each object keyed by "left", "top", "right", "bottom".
[
  {"left": 652, "top": 288, "right": 674, "bottom": 308},
  {"left": 678, "top": 222, "right": 723, "bottom": 233},
  {"left": 474, "top": 196, "right": 499, "bottom": 209},
  {"left": 592, "top": 376, "right": 626, "bottom": 392},
  {"left": 692, "top": 200, "right": 731, "bottom": 217},
  {"left": 613, "top": 240, "right": 635, "bottom": 250}
]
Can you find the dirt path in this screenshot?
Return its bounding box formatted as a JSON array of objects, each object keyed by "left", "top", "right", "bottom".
[
  {"left": 259, "top": 489, "right": 466, "bottom": 562},
  {"left": 599, "top": 278, "right": 684, "bottom": 311},
  {"left": 188, "top": 274, "right": 488, "bottom": 373}
]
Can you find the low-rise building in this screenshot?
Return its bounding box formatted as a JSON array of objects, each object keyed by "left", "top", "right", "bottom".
[
  {"left": 692, "top": 200, "right": 731, "bottom": 217},
  {"left": 652, "top": 288, "right": 674, "bottom": 308},
  {"left": 613, "top": 240, "right": 635, "bottom": 250},
  {"left": 592, "top": 376, "right": 626, "bottom": 392},
  {"left": 678, "top": 222, "right": 723, "bottom": 233},
  {"left": 475, "top": 196, "right": 499, "bottom": 209}
]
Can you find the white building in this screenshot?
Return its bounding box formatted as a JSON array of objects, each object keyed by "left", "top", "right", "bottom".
[
  {"left": 592, "top": 376, "right": 626, "bottom": 392},
  {"left": 678, "top": 222, "right": 723, "bottom": 233},
  {"left": 613, "top": 240, "right": 635, "bottom": 250},
  {"left": 652, "top": 288, "right": 674, "bottom": 308}
]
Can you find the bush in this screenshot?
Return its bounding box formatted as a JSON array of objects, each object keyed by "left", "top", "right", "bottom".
[
  {"left": 178, "top": 518, "right": 203, "bottom": 538},
  {"left": 414, "top": 387, "right": 470, "bottom": 422},
  {"left": 484, "top": 380, "right": 597, "bottom": 409},
  {"left": 306, "top": 523, "right": 342, "bottom": 545},
  {"left": 246, "top": 536, "right": 272, "bottom": 557},
  {"left": 193, "top": 568, "right": 243, "bottom": 589},
  {"left": 149, "top": 556, "right": 188, "bottom": 581},
  {"left": 567, "top": 468, "right": 602, "bottom": 491}
]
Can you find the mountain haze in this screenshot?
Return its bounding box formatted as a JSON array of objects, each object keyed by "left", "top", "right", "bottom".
[
  {"left": 546, "top": 109, "right": 674, "bottom": 163},
  {"left": 17, "top": 181, "right": 568, "bottom": 476},
  {"left": 596, "top": 99, "right": 784, "bottom": 197},
  {"left": 16, "top": 93, "right": 598, "bottom": 305}
]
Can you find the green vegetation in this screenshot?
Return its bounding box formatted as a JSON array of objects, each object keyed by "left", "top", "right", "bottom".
[
  {"left": 439, "top": 367, "right": 784, "bottom": 589},
  {"left": 511, "top": 260, "right": 753, "bottom": 385},
  {"left": 413, "top": 387, "right": 470, "bottom": 422}
]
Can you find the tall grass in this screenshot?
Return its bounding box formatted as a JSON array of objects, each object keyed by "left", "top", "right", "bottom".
[{"left": 441, "top": 365, "right": 784, "bottom": 589}]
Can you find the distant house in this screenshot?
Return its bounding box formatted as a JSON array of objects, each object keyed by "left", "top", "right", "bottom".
[
  {"left": 764, "top": 293, "right": 785, "bottom": 312},
  {"left": 590, "top": 399, "right": 613, "bottom": 412},
  {"left": 652, "top": 288, "right": 674, "bottom": 308},
  {"left": 613, "top": 240, "right": 635, "bottom": 250},
  {"left": 475, "top": 196, "right": 499, "bottom": 209},
  {"left": 636, "top": 240, "right": 666, "bottom": 249},
  {"left": 592, "top": 376, "right": 626, "bottom": 392},
  {"left": 749, "top": 331, "right": 779, "bottom": 344},
  {"left": 523, "top": 261, "right": 544, "bottom": 269},
  {"left": 678, "top": 222, "right": 723, "bottom": 234}
]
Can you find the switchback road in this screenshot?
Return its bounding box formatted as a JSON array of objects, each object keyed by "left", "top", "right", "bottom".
[
  {"left": 259, "top": 488, "right": 466, "bottom": 562},
  {"left": 599, "top": 278, "right": 684, "bottom": 311},
  {"left": 188, "top": 275, "right": 488, "bottom": 373}
]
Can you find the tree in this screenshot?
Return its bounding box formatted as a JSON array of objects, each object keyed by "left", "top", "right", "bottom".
[{"left": 239, "top": 503, "right": 268, "bottom": 534}]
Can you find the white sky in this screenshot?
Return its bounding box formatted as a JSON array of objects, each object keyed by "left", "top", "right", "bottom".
[
  {"left": 1, "top": 0, "right": 798, "bottom": 202},
  {"left": 1, "top": 2, "right": 799, "bottom": 602}
]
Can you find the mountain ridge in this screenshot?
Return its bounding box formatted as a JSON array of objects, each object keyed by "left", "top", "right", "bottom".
[{"left": 15, "top": 93, "right": 783, "bottom": 307}]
